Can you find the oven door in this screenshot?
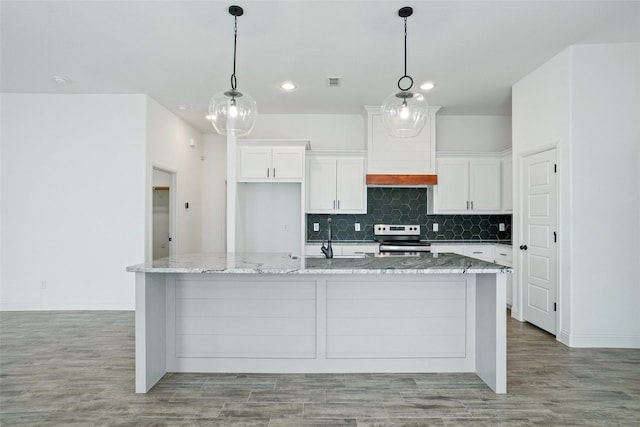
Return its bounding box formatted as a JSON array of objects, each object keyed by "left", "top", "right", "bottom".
[{"left": 378, "top": 242, "right": 431, "bottom": 253}]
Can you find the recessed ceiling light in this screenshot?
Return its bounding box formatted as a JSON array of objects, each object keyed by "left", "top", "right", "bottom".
[
  {"left": 51, "top": 75, "right": 69, "bottom": 85},
  {"left": 280, "top": 82, "right": 297, "bottom": 91},
  {"left": 420, "top": 82, "right": 435, "bottom": 91}
]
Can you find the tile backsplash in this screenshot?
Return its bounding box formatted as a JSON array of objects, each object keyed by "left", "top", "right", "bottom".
[{"left": 307, "top": 187, "right": 511, "bottom": 241}]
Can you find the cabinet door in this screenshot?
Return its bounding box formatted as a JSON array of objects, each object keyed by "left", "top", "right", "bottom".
[
  {"left": 469, "top": 159, "right": 501, "bottom": 212},
  {"left": 307, "top": 157, "right": 338, "bottom": 213},
  {"left": 430, "top": 244, "right": 465, "bottom": 255},
  {"left": 272, "top": 148, "right": 304, "bottom": 181},
  {"left": 367, "top": 109, "right": 437, "bottom": 174},
  {"left": 436, "top": 159, "right": 469, "bottom": 212},
  {"left": 501, "top": 156, "right": 513, "bottom": 212},
  {"left": 336, "top": 157, "right": 366, "bottom": 213},
  {"left": 238, "top": 147, "right": 270, "bottom": 181},
  {"left": 463, "top": 245, "right": 495, "bottom": 262}
]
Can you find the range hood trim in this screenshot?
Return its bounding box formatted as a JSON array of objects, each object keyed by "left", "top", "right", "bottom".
[{"left": 366, "top": 174, "right": 438, "bottom": 186}]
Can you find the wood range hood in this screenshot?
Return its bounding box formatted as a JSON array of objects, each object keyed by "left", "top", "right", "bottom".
[{"left": 366, "top": 174, "right": 438, "bottom": 186}]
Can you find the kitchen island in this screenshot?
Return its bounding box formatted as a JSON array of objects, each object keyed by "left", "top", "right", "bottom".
[{"left": 127, "top": 252, "right": 509, "bottom": 394}]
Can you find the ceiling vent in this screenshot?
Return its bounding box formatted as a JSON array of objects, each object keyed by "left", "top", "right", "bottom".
[{"left": 326, "top": 77, "right": 341, "bottom": 87}]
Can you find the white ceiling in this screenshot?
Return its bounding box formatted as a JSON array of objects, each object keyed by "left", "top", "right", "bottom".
[{"left": 2, "top": 0, "right": 639, "bottom": 133}]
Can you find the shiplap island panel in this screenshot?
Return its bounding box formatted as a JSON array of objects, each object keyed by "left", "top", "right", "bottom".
[{"left": 127, "top": 252, "right": 508, "bottom": 394}]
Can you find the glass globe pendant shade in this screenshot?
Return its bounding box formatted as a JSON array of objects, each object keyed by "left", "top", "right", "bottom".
[
  {"left": 208, "top": 89, "right": 257, "bottom": 136},
  {"left": 381, "top": 90, "right": 428, "bottom": 138}
]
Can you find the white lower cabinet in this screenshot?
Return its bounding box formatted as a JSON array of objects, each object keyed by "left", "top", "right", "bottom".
[
  {"left": 433, "top": 243, "right": 513, "bottom": 308},
  {"left": 462, "top": 245, "right": 495, "bottom": 262},
  {"left": 431, "top": 244, "right": 493, "bottom": 262},
  {"left": 305, "top": 243, "right": 379, "bottom": 257},
  {"left": 494, "top": 245, "right": 513, "bottom": 307}
]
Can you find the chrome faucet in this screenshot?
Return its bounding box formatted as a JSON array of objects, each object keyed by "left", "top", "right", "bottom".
[{"left": 321, "top": 218, "right": 333, "bottom": 259}]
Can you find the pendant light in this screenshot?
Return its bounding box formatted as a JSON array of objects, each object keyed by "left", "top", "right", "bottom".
[
  {"left": 208, "top": 5, "right": 257, "bottom": 136},
  {"left": 381, "top": 6, "right": 428, "bottom": 138}
]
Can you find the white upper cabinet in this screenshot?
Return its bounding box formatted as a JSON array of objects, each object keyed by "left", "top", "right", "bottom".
[
  {"left": 501, "top": 153, "right": 513, "bottom": 212},
  {"left": 365, "top": 106, "right": 440, "bottom": 175},
  {"left": 434, "top": 156, "right": 501, "bottom": 213},
  {"left": 306, "top": 153, "right": 366, "bottom": 214},
  {"left": 237, "top": 140, "right": 308, "bottom": 182}
]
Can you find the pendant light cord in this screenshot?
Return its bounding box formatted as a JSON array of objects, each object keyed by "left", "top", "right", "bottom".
[
  {"left": 231, "top": 15, "right": 238, "bottom": 91},
  {"left": 403, "top": 17, "right": 407, "bottom": 79},
  {"left": 397, "top": 15, "right": 413, "bottom": 91}
]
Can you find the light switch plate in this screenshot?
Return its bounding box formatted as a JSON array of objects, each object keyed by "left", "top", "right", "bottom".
[
  {"left": 355, "top": 223, "right": 361, "bottom": 232},
  {"left": 433, "top": 223, "right": 439, "bottom": 232},
  {"left": 313, "top": 223, "right": 319, "bottom": 232},
  {"left": 499, "top": 223, "right": 506, "bottom": 231}
]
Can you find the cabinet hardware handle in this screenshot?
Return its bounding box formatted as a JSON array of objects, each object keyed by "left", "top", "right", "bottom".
[
  {"left": 267, "top": 168, "right": 270, "bottom": 177},
  {"left": 472, "top": 251, "right": 482, "bottom": 254},
  {"left": 333, "top": 200, "right": 336, "bottom": 209},
  {"left": 499, "top": 253, "right": 507, "bottom": 256},
  {"left": 466, "top": 201, "right": 469, "bottom": 209},
  {"left": 471, "top": 201, "right": 474, "bottom": 210},
  {"left": 273, "top": 168, "right": 276, "bottom": 178},
  {"left": 337, "top": 200, "right": 340, "bottom": 209},
  {"left": 519, "top": 245, "right": 528, "bottom": 250}
]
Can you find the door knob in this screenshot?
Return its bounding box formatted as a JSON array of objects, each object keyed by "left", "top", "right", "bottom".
[{"left": 519, "top": 244, "right": 528, "bottom": 250}]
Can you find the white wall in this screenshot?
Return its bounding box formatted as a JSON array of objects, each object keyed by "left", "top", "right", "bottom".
[
  {"left": 512, "top": 48, "right": 572, "bottom": 325},
  {"left": 248, "top": 114, "right": 365, "bottom": 151},
  {"left": 513, "top": 43, "right": 640, "bottom": 348},
  {"left": 201, "top": 133, "right": 227, "bottom": 252},
  {"left": 236, "top": 183, "right": 302, "bottom": 255},
  {"left": 145, "top": 97, "right": 202, "bottom": 259},
  {"left": 437, "top": 115, "right": 512, "bottom": 152},
  {"left": 0, "top": 94, "right": 204, "bottom": 310},
  {"left": 0, "top": 94, "right": 146, "bottom": 310},
  {"left": 569, "top": 43, "right": 640, "bottom": 347},
  {"left": 248, "top": 113, "right": 512, "bottom": 153}
]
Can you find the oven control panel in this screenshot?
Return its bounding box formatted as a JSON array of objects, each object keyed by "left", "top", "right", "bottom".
[{"left": 374, "top": 224, "right": 421, "bottom": 236}]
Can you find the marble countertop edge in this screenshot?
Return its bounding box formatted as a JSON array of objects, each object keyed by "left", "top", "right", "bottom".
[{"left": 126, "top": 252, "right": 511, "bottom": 275}]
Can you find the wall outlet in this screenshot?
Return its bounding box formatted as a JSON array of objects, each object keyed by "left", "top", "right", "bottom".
[
  {"left": 313, "top": 223, "right": 320, "bottom": 232},
  {"left": 433, "top": 223, "right": 439, "bottom": 232},
  {"left": 355, "top": 223, "right": 361, "bottom": 232},
  {"left": 499, "top": 223, "right": 506, "bottom": 231}
]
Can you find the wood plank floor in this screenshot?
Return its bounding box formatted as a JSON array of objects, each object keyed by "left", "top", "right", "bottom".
[{"left": 1, "top": 310, "right": 638, "bottom": 426}]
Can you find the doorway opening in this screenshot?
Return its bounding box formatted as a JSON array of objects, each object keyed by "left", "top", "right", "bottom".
[{"left": 152, "top": 168, "right": 175, "bottom": 260}]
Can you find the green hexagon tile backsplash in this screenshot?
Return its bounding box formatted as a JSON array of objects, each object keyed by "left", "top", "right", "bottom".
[{"left": 307, "top": 187, "right": 511, "bottom": 242}]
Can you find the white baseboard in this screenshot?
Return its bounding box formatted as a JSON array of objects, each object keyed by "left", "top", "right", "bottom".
[{"left": 567, "top": 333, "right": 640, "bottom": 349}]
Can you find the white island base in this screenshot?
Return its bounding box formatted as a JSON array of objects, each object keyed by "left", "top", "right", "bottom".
[{"left": 133, "top": 256, "right": 506, "bottom": 394}]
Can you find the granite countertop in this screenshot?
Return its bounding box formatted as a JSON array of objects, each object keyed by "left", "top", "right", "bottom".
[
  {"left": 126, "top": 252, "right": 510, "bottom": 275},
  {"left": 306, "top": 240, "right": 512, "bottom": 245}
]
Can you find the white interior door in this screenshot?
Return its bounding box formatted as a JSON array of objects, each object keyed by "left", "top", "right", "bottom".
[
  {"left": 152, "top": 188, "right": 170, "bottom": 259},
  {"left": 521, "top": 148, "right": 558, "bottom": 335},
  {"left": 152, "top": 168, "right": 175, "bottom": 260}
]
